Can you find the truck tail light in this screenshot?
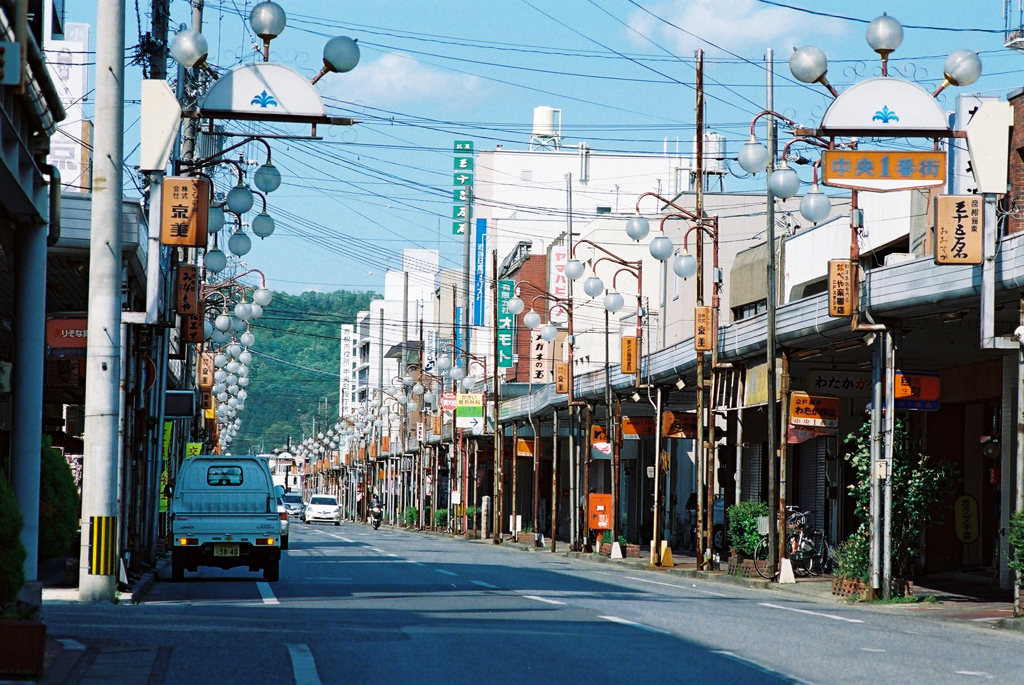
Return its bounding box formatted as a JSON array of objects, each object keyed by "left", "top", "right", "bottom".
[
  {"left": 178, "top": 537, "right": 199, "bottom": 546},
  {"left": 280, "top": 511, "right": 288, "bottom": 521},
  {"left": 255, "top": 538, "right": 276, "bottom": 546}
]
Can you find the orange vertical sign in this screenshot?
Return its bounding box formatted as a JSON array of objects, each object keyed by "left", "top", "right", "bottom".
[
  {"left": 161, "top": 177, "right": 210, "bottom": 247},
  {"left": 588, "top": 493, "right": 613, "bottom": 530},
  {"left": 197, "top": 352, "right": 214, "bottom": 390},
  {"left": 382, "top": 435, "right": 390, "bottom": 453},
  {"left": 828, "top": 259, "right": 856, "bottom": 317},
  {"left": 935, "top": 195, "right": 983, "bottom": 265},
  {"left": 621, "top": 336, "right": 637, "bottom": 374},
  {"left": 432, "top": 414, "right": 442, "bottom": 435},
  {"left": 555, "top": 361, "right": 569, "bottom": 394},
  {"left": 181, "top": 314, "right": 204, "bottom": 344},
  {"left": 694, "top": 306, "right": 715, "bottom": 352}
]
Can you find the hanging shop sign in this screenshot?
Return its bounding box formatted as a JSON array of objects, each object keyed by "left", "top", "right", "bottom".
[
  {"left": 621, "top": 336, "right": 637, "bottom": 374},
  {"left": 516, "top": 439, "right": 534, "bottom": 457},
  {"left": 531, "top": 331, "right": 553, "bottom": 383},
  {"left": 894, "top": 371, "right": 941, "bottom": 411},
  {"left": 198, "top": 352, "right": 214, "bottom": 390},
  {"left": 496, "top": 279, "right": 515, "bottom": 368},
  {"left": 694, "top": 306, "right": 715, "bottom": 352},
  {"left": 175, "top": 265, "right": 199, "bottom": 316},
  {"left": 828, "top": 259, "right": 856, "bottom": 317},
  {"left": 934, "top": 195, "right": 983, "bottom": 266},
  {"left": 555, "top": 361, "right": 569, "bottom": 394},
  {"left": 821, "top": 150, "right": 945, "bottom": 192},
  {"left": 954, "top": 494, "right": 980, "bottom": 544},
  {"left": 621, "top": 416, "right": 655, "bottom": 439},
  {"left": 181, "top": 314, "right": 204, "bottom": 344},
  {"left": 788, "top": 391, "right": 840, "bottom": 430},
  {"left": 160, "top": 176, "right": 210, "bottom": 247},
  {"left": 662, "top": 411, "right": 697, "bottom": 439},
  {"left": 45, "top": 317, "right": 88, "bottom": 358},
  {"left": 807, "top": 369, "right": 871, "bottom": 397}
]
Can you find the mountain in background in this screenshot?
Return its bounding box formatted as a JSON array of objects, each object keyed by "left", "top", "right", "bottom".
[{"left": 230, "top": 290, "right": 378, "bottom": 454}]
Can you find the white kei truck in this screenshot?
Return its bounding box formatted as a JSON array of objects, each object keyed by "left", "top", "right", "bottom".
[{"left": 169, "top": 456, "right": 282, "bottom": 581}]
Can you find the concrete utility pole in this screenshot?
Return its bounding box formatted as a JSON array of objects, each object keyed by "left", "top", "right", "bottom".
[
  {"left": 462, "top": 188, "right": 472, "bottom": 374},
  {"left": 764, "top": 47, "right": 780, "bottom": 578},
  {"left": 80, "top": 0, "right": 126, "bottom": 601}
]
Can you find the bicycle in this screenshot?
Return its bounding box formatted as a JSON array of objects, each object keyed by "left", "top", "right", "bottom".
[{"left": 752, "top": 508, "right": 835, "bottom": 580}]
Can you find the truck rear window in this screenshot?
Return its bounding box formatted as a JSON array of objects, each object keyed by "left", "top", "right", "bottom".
[{"left": 207, "top": 465, "right": 243, "bottom": 486}]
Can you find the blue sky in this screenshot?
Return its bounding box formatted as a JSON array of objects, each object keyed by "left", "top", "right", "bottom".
[{"left": 65, "top": 0, "right": 1021, "bottom": 295}]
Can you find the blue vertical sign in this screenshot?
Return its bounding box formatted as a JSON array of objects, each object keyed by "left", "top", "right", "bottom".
[{"left": 473, "top": 218, "right": 487, "bottom": 327}]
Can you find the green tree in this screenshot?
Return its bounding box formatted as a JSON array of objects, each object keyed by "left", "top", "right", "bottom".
[
  {"left": 0, "top": 469, "right": 26, "bottom": 605},
  {"left": 232, "top": 289, "right": 378, "bottom": 454},
  {"left": 38, "top": 435, "right": 79, "bottom": 563},
  {"left": 844, "top": 420, "right": 959, "bottom": 580}
]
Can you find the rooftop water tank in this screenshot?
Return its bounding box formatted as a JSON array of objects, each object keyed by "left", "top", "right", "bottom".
[{"left": 530, "top": 106, "right": 562, "bottom": 150}]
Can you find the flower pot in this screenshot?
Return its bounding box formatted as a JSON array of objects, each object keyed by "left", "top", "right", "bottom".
[
  {"left": 599, "top": 543, "right": 612, "bottom": 557},
  {"left": 625, "top": 544, "right": 641, "bottom": 558},
  {"left": 0, "top": 619, "right": 47, "bottom": 677},
  {"left": 831, "top": 576, "right": 869, "bottom": 598}
]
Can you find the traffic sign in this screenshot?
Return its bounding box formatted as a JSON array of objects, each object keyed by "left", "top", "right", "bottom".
[{"left": 440, "top": 392, "right": 458, "bottom": 412}]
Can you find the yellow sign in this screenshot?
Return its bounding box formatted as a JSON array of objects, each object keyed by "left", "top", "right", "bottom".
[
  {"left": 555, "top": 361, "right": 569, "bottom": 394},
  {"left": 828, "top": 259, "right": 856, "bottom": 317},
  {"left": 694, "top": 306, "right": 715, "bottom": 352},
  {"left": 821, "top": 150, "right": 945, "bottom": 192},
  {"left": 186, "top": 442, "right": 203, "bottom": 458},
  {"left": 662, "top": 411, "right": 697, "bottom": 439},
  {"left": 591, "top": 425, "right": 608, "bottom": 443},
  {"left": 456, "top": 393, "right": 484, "bottom": 407},
  {"left": 159, "top": 422, "right": 173, "bottom": 513},
  {"left": 160, "top": 177, "right": 210, "bottom": 246},
  {"left": 516, "top": 438, "right": 534, "bottom": 457},
  {"left": 789, "top": 392, "right": 840, "bottom": 430},
  {"left": 621, "top": 416, "right": 655, "bottom": 440},
  {"left": 432, "top": 414, "right": 442, "bottom": 435},
  {"left": 954, "top": 494, "right": 979, "bottom": 544},
  {"left": 198, "top": 352, "right": 214, "bottom": 390},
  {"left": 935, "top": 195, "right": 983, "bottom": 265},
  {"left": 621, "top": 336, "right": 637, "bottom": 374}
]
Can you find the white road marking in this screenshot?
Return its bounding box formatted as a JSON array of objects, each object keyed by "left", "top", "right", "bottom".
[
  {"left": 56, "top": 639, "right": 85, "bottom": 651},
  {"left": 371, "top": 548, "right": 386, "bottom": 553},
  {"left": 860, "top": 648, "right": 886, "bottom": 653},
  {"left": 256, "top": 582, "right": 279, "bottom": 605},
  {"left": 955, "top": 671, "right": 993, "bottom": 679},
  {"left": 711, "top": 651, "right": 815, "bottom": 685},
  {"left": 523, "top": 595, "right": 565, "bottom": 605},
  {"left": 338, "top": 536, "right": 354, "bottom": 543},
  {"left": 471, "top": 580, "right": 499, "bottom": 589},
  {"left": 758, "top": 602, "right": 863, "bottom": 624},
  {"left": 435, "top": 569, "right": 458, "bottom": 577},
  {"left": 285, "top": 643, "right": 322, "bottom": 685},
  {"left": 599, "top": 615, "right": 669, "bottom": 635},
  {"left": 624, "top": 575, "right": 728, "bottom": 597},
  {"left": 387, "top": 553, "right": 399, "bottom": 557}
]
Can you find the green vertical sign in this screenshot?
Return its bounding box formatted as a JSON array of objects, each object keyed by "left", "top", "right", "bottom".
[
  {"left": 453, "top": 140, "right": 473, "bottom": 235},
  {"left": 497, "top": 279, "right": 514, "bottom": 368}
]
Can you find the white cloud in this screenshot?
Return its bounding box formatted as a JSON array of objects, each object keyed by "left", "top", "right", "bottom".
[
  {"left": 627, "top": 0, "right": 848, "bottom": 56},
  {"left": 324, "top": 52, "right": 484, "bottom": 108}
]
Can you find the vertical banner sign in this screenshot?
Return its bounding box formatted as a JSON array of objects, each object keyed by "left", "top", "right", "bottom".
[
  {"left": 531, "top": 331, "right": 553, "bottom": 382},
  {"left": 424, "top": 329, "right": 437, "bottom": 374},
  {"left": 555, "top": 361, "right": 570, "bottom": 394},
  {"left": 548, "top": 243, "right": 569, "bottom": 323},
  {"left": 621, "top": 336, "right": 637, "bottom": 374},
  {"left": 497, "top": 279, "right": 515, "bottom": 368},
  {"left": 935, "top": 195, "right": 983, "bottom": 265},
  {"left": 454, "top": 307, "right": 463, "bottom": 364},
  {"left": 198, "top": 352, "right": 214, "bottom": 390},
  {"left": 175, "top": 265, "right": 199, "bottom": 316},
  {"left": 186, "top": 442, "right": 203, "bottom": 458},
  {"left": 473, "top": 218, "right": 487, "bottom": 326},
  {"left": 828, "top": 259, "right": 855, "bottom": 317},
  {"left": 453, "top": 140, "right": 473, "bottom": 235},
  {"left": 46, "top": 22, "right": 91, "bottom": 192},
  {"left": 340, "top": 324, "right": 354, "bottom": 417},
  {"left": 181, "top": 313, "right": 203, "bottom": 344},
  {"left": 161, "top": 177, "right": 210, "bottom": 247},
  {"left": 159, "top": 421, "right": 173, "bottom": 513},
  {"left": 694, "top": 306, "right": 714, "bottom": 352}
]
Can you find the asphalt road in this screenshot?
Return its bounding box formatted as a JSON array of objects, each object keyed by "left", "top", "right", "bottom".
[{"left": 43, "top": 522, "right": 1024, "bottom": 684}]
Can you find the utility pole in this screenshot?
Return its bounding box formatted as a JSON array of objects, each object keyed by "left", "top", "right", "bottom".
[
  {"left": 694, "top": 48, "right": 708, "bottom": 568},
  {"left": 492, "top": 249, "right": 502, "bottom": 543},
  {"left": 765, "top": 47, "right": 780, "bottom": 578},
  {"left": 80, "top": 0, "right": 126, "bottom": 601},
  {"left": 462, "top": 188, "right": 473, "bottom": 375}
]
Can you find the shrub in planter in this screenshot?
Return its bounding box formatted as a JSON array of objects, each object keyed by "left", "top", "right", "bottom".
[
  {"left": 39, "top": 435, "right": 79, "bottom": 563},
  {"left": 726, "top": 501, "right": 768, "bottom": 558},
  {"left": 0, "top": 469, "right": 26, "bottom": 607},
  {"left": 833, "top": 526, "right": 870, "bottom": 582},
  {"left": 465, "top": 506, "right": 480, "bottom": 529},
  {"left": 433, "top": 508, "right": 448, "bottom": 529},
  {"left": 404, "top": 506, "right": 418, "bottom": 527}
]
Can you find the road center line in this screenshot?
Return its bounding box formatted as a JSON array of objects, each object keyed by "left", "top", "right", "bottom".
[
  {"left": 860, "top": 648, "right": 886, "bottom": 653},
  {"left": 371, "top": 548, "right": 386, "bottom": 553},
  {"left": 523, "top": 595, "right": 565, "bottom": 605},
  {"left": 387, "top": 553, "right": 399, "bottom": 557},
  {"left": 599, "top": 615, "right": 669, "bottom": 635},
  {"left": 758, "top": 602, "right": 863, "bottom": 624},
  {"left": 56, "top": 639, "right": 85, "bottom": 651},
  {"left": 435, "top": 569, "right": 458, "bottom": 577},
  {"left": 624, "top": 575, "right": 728, "bottom": 597},
  {"left": 285, "top": 643, "right": 322, "bottom": 685},
  {"left": 256, "top": 582, "right": 279, "bottom": 605},
  {"left": 471, "top": 580, "right": 499, "bottom": 589}
]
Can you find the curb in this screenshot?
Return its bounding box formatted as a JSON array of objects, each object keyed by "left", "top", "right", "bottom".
[
  {"left": 994, "top": 617, "right": 1024, "bottom": 633},
  {"left": 124, "top": 556, "right": 169, "bottom": 604}
]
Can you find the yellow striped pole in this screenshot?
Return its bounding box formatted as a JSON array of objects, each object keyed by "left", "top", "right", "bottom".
[{"left": 88, "top": 515, "right": 117, "bottom": 575}]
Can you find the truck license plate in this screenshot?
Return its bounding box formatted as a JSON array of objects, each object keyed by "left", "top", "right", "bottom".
[{"left": 214, "top": 543, "right": 239, "bottom": 557}]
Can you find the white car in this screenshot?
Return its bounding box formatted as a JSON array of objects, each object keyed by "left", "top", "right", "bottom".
[
  {"left": 276, "top": 497, "right": 290, "bottom": 549},
  {"left": 304, "top": 495, "right": 340, "bottom": 525}
]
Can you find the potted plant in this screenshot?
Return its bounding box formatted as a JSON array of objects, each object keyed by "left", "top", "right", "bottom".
[
  {"left": 726, "top": 501, "right": 767, "bottom": 576},
  {"left": 464, "top": 506, "right": 480, "bottom": 539},
  {"left": 403, "top": 506, "right": 418, "bottom": 528},
  {"left": 0, "top": 468, "right": 46, "bottom": 678},
  {"left": 433, "top": 508, "right": 448, "bottom": 531},
  {"left": 831, "top": 527, "right": 871, "bottom": 598}
]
